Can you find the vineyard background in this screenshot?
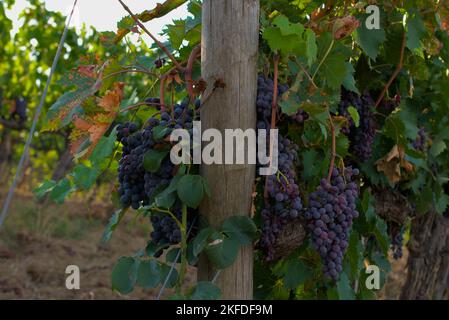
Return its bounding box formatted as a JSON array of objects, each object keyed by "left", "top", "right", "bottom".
[{"left": 1, "top": 0, "right": 449, "bottom": 300}]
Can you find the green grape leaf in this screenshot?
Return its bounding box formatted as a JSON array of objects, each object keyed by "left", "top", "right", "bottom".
[
  {"left": 436, "top": 193, "right": 449, "bottom": 214},
  {"left": 136, "top": 260, "right": 161, "bottom": 289},
  {"left": 34, "top": 180, "right": 57, "bottom": 199},
  {"left": 190, "top": 281, "right": 221, "bottom": 300},
  {"left": 319, "top": 53, "right": 350, "bottom": 89},
  {"left": 273, "top": 15, "right": 304, "bottom": 36},
  {"left": 354, "top": 14, "right": 386, "bottom": 60},
  {"left": 50, "top": 178, "right": 73, "bottom": 204},
  {"left": 155, "top": 190, "right": 176, "bottom": 209},
  {"left": 145, "top": 241, "right": 169, "bottom": 258},
  {"left": 342, "top": 63, "right": 359, "bottom": 94},
  {"left": 153, "top": 125, "right": 172, "bottom": 141},
  {"left": 429, "top": 139, "right": 446, "bottom": 157},
  {"left": 373, "top": 218, "right": 390, "bottom": 255},
  {"left": 305, "top": 28, "right": 317, "bottom": 67},
  {"left": 192, "top": 227, "right": 215, "bottom": 256},
  {"left": 221, "top": 216, "right": 257, "bottom": 245},
  {"left": 189, "top": 282, "right": 221, "bottom": 300},
  {"left": 336, "top": 272, "right": 356, "bottom": 300},
  {"left": 102, "top": 208, "right": 127, "bottom": 243},
  {"left": 159, "top": 263, "right": 178, "bottom": 288},
  {"left": 165, "top": 248, "right": 181, "bottom": 264},
  {"left": 406, "top": 14, "right": 426, "bottom": 50},
  {"left": 282, "top": 259, "right": 313, "bottom": 289},
  {"left": 347, "top": 106, "right": 360, "bottom": 127},
  {"left": 72, "top": 163, "right": 100, "bottom": 191},
  {"left": 177, "top": 174, "right": 207, "bottom": 208},
  {"left": 143, "top": 149, "right": 169, "bottom": 173},
  {"left": 111, "top": 257, "right": 139, "bottom": 294},
  {"left": 204, "top": 236, "right": 240, "bottom": 269},
  {"left": 89, "top": 127, "right": 117, "bottom": 166}
]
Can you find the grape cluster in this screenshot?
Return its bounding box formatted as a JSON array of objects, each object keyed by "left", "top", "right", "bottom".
[
  {"left": 304, "top": 167, "right": 360, "bottom": 281},
  {"left": 116, "top": 98, "right": 200, "bottom": 249},
  {"left": 391, "top": 230, "right": 404, "bottom": 260},
  {"left": 11, "top": 97, "right": 27, "bottom": 123},
  {"left": 338, "top": 88, "right": 376, "bottom": 162},
  {"left": 150, "top": 201, "right": 197, "bottom": 248},
  {"left": 154, "top": 58, "right": 165, "bottom": 69},
  {"left": 143, "top": 100, "right": 198, "bottom": 200},
  {"left": 117, "top": 122, "right": 148, "bottom": 209},
  {"left": 412, "top": 127, "right": 427, "bottom": 152},
  {"left": 379, "top": 95, "right": 401, "bottom": 115},
  {"left": 145, "top": 97, "right": 161, "bottom": 109},
  {"left": 256, "top": 74, "right": 288, "bottom": 127},
  {"left": 260, "top": 137, "right": 303, "bottom": 260},
  {"left": 256, "top": 75, "right": 303, "bottom": 260},
  {"left": 290, "top": 109, "right": 309, "bottom": 123}
]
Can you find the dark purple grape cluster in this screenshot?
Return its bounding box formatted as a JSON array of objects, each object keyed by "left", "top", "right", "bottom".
[
  {"left": 260, "top": 137, "right": 303, "bottom": 260},
  {"left": 379, "top": 95, "right": 401, "bottom": 115},
  {"left": 290, "top": 109, "right": 309, "bottom": 123},
  {"left": 13, "top": 97, "right": 27, "bottom": 123},
  {"left": 412, "top": 127, "right": 427, "bottom": 152},
  {"left": 116, "top": 99, "right": 200, "bottom": 248},
  {"left": 304, "top": 167, "right": 360, "bottom": 281},
  {"left": 256, "top": 74, "right": 288, "bottom": 126},
  {"left": 117, "top": 122, "right": 148, "bottom": 209},
  {"left": 145, "top": 97, "right": 161, "bottom": 109},
  {"left": 143, "top": 100, "right": 198, "bottom": 199},
  {"left": 154, "top": 58, "right": 165, "bottom": 69},
  {"left": 150, "top": 201, "right": 196, "bottom": 248},
  {"left": 256, "top": 75, "right": 303, "bottom": 260},
  {"left": 391, "top": 230, "right": 404, "bottom": 260},
  {"left": 338, "top": 88, "right": 376, "bottom": 162}
]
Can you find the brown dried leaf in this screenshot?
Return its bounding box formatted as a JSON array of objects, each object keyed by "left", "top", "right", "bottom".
[
  {"left": 69, "top": 83, "right": 124, "bottom": 158},
  {"left": 77, "top": 65, "right": 97, "bottom": 78},
  {"left": 333, "top": 16, "right": 360, "bottom": 40},
  {"left": 375, "top": 145, "right": 414, "bottom": 184},
  {"left": 97, "top": 82, "right": 124, "bottom": 113}
]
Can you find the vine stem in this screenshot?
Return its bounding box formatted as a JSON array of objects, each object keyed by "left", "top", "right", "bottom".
[
  {"left": 297, "top": 61, "right": 318, "bottom": 89},
  {"left": 120, "top": 101, "right": 160, "bottom": 112},
  {"left": 102, "top": 68, "right": 157, "bottom": 80},
  {"left": 374, "top": 31, "right": 407, "bottom": 108},
  {"left": 117, "top": 0, "right": 184, "bottom": 72},
  {"left": 159, "top": 74, "right": 167, "bottom": 112},
  {"left": 327, "top": 114, "right": 336, "bottom": 182},
  {"left": 264, "top": 54, "right": 280, "bottom": 199},
  {"left": 312, "top": 39, "right": 334, "bottom": 81},
  {"left": 185, "top": 44, "right": 201, "bottom": 102},
  {"left": 177, "top": 204, "right": 188, "bottom": 289}
]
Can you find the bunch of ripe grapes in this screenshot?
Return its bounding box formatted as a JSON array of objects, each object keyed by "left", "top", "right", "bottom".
[
  {"left": 304, "top": 167, "right": 360, "bottom": 281},
  {"left": 338, "top": 88, "right": 376, "bottom": 162},
  {"left": 116, "top": 98, "right": 200, "bottom": 249},
  {"left": 256, "top": 75, "right": 303, "bottom": 260}
]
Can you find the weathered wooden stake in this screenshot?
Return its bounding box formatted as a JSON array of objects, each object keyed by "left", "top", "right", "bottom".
[{"left": 199, "top": 0, "right": 259, "bottom": 299}]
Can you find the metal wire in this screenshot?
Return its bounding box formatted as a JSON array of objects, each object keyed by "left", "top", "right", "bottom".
[{"left": 0, "top": 0, "right": 78, "bottom": 230}]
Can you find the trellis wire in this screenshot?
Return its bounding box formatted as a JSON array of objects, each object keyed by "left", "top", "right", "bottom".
[{"left": 0, "top": 0, "right": 78, "bottom": 230}]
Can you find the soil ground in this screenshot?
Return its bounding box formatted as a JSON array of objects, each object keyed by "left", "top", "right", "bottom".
[
  {"left": 0, "top": 190, "right": 195, "bottom": 299},
  {"left": 0, "top": 190, "right": 404, "bottom": 300}
]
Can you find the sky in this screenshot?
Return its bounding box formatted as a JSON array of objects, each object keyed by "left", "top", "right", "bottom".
[{"left": 6, "top": 0, "right": 190, "bottom": 43}]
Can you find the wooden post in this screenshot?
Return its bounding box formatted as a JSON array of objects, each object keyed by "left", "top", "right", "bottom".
[
  {"left": 400, "top": 209, "right": 449, "bottom": 299},
  {"left": 199, "top": 0, "right": 259, "bottom": 299}
]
